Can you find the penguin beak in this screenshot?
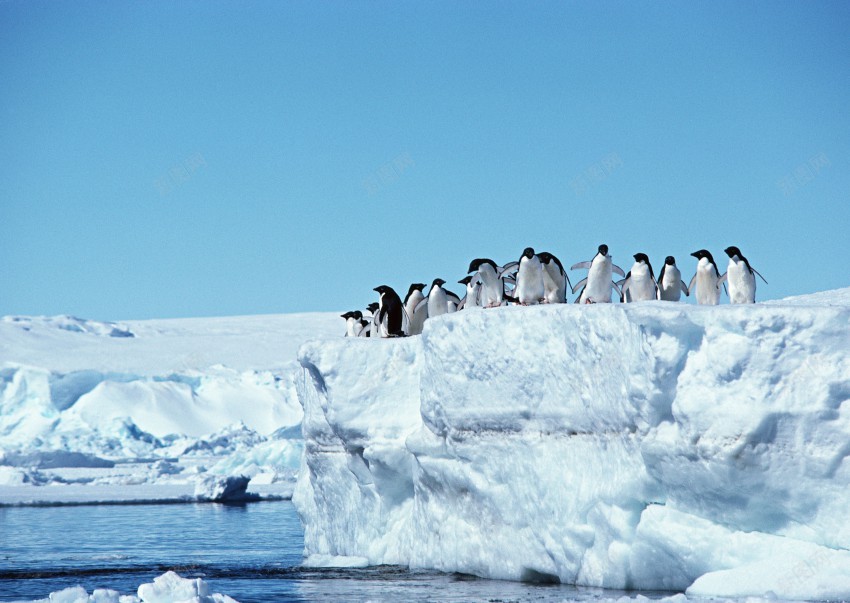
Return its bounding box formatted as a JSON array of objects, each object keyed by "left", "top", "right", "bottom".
[{"left": 690, "top": 251, "right": 699, "bottom": 258}]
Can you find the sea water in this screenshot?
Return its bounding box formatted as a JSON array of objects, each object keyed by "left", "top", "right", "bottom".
[{"left": 0, "top": 501, "right": 674, "bottom": 602}]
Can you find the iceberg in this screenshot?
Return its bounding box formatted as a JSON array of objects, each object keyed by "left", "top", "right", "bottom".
[{"left": 295, "top": 288, "right": 850, "bottom": 599}]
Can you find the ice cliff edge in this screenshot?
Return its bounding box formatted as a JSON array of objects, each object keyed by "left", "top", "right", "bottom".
[{"left": 295, "top": 293, "right": 850, "bottom": 599}]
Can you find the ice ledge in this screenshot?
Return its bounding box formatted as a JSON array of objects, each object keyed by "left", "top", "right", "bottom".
[{"left": 295, "top": 301, "right": 850, "bottom": 598}]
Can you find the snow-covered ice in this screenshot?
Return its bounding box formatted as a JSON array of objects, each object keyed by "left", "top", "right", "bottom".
[
  {"left": 23, "top": 571, "right": 236, "bottom": 603},
  {"left": 295, "top": 288, "right": 850, "bottom": 599},
  {"left": 0, "top": 312, "right": 339, "bottom": 505}
]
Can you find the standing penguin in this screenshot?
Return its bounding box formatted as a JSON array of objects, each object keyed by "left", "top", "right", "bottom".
[
  {"left": 467, "top": 258, "right": 505, "bottom": 308},
  {"left": 513, "top": 247, "right": 545, "bottom": 305},
  {"left": 366, "top": 302, "right": 381, "bottom": 338},
  {"left": 538, "top": 252, "right": 570, "bottom": 304},
  {"left": 571, "top": 244, "right": 625, "bottom": 304},
  {"left": 373, "top": 285, "right": 405, "bottom": 337},
  {"left": 724, "top": 246, "right": 767, "bottom": 304},
  {"left": 415, "top": 278, "right": 462, "bottom": 325},
  {"left": 341, "top": 311, "right": 363, "bottom": 337},
  {"left": 457, "top": 275, "right": 482, "bottom": 310},
  {"left": 657, "top": 256, "right": 689, "bottom": 301},
  {"left": 619, "top": 253, "right": 658, "bottom": 302},
  {"left": 689, "top": 250, "right": 726, "bottom": 305},
  {"left": 403, "top": 283, "right": 427, "bottom": 335}
]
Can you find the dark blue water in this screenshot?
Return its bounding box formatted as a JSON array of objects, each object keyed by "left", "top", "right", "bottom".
[{"left": 0, "top": 502, "right": 673, "bottom": 602}]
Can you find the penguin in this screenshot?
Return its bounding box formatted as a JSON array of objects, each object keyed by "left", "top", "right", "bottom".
[
  {"left": 421, "top": 278, "right": 461, "bottom": 319},
  {"left": 372, "top": 285, "right": 405, "bottom": 337},
  {"left": 538, "top": 251, "right": 570, "bottom": 304},
  {"left": 403, "top": 283, "right": 427, "bottom": 335},
  {"left": 689, "top": 250, "right": 727, "bottom": 305},
  {"left": 457, "top": 275, "right": 482, "bottom": 310},
  {"left": 619, "top": 253, "right": 658, "bottom": 302},
  {"left": 366, "top": 302, "right": 380, "bottom": 338},
  {"left": 724, "top": 246, "right": 767, "bottom": 304},
  {"left": 340, "top": 311, "right": 363, "bottom": 337},
  {"left": 513, "top": 247, "right": 545, "bottom": 305},
  {"left": 356, "top": 317, "right": 370, "bottom": 337},
  {"left": 570, "top": 244, "right": 625, "bottom": 304},
  {"left": 467, "top": 258, "right": 505, "bottom": 308},
  {"left": 657, "top": 256, "right": 689, "bottom": 302}
]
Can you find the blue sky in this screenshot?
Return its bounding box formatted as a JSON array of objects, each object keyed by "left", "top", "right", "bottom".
[{"left": 1, "top": 1, "right": 848, "bottom": 320}]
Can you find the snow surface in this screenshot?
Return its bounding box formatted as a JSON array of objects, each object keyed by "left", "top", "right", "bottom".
[
  {"left": 295, "top": 287, "right": 850, "bottom": 599},
  {"left": 0, "top": 312, "right": 339, "bottom": 505}
]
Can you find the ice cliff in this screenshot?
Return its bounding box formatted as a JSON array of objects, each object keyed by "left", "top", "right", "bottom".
[{"left": 295, "top": 289, "right": 850, "bottom": 599}]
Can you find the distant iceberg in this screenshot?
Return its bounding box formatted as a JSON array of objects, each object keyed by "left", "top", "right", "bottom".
[{"left": 295, "top": 288, "right": 850, "bottom": 599}]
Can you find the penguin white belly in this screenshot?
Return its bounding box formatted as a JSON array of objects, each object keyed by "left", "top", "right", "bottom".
[
  {"left": 478, "top": 265, "right": 503, "bottom": 307},
  {"left": 466, "top": 282, "right": 483, "bottom": 310},
  {"left": 659, "top": 266, "right": 682, "bottom": 301},
  {"left": 428, "top": 289, "right": 448, "bottom": 318},
  {"left": 582, "top": 259, "right": 613, "bottom": 303},
  {"left": 405, "top": 291, "right": 425, "bottom": 335},
  {"left": 345, "top": 318, "right": 359, "bottom": 337},
  {"left": 629, "top": 264, "right": 655, "bottom": 301},
  {"left": 409, "top": 305, "right": 427, "bottom": 335},
  {"left": 542, "top": 265, "right": 565, "bottom": 303},
  {"left": 727, "top": 260, "right": 756, "bottom": 304},
  {"left": 695, "top": 261, "right": 721, "bottom": 305},
  {"left": 516, "top": 257, "right": 544, "bottom": 304}
]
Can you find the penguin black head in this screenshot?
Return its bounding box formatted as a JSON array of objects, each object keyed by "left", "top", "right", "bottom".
[
  {"left": 521, "top": 247, "right": 535, "bottom": 260},
  {"left": 633, "top": 253, "right": 650, "bottom": 264},
  {"left": 538, "top": 251, "right": 564, "bottom": 272},
  {"left": 341, "top": 310, "right": 362, "bottom": 320},
  {"left": 341, "top": 311, "right": 354, "bottom": 320},
  {"left": 458, "top": 276, "right": 473, "bottom": 285},
  {"left": 665, "top": 256, "right": 675, "bottom": 265},
  {"left": 432, "top": 278, "right": 446, "bottom": 288},
  {"left": 690, "top": 249, "right": 716, "bottom": 264},
  {"left": 366, "top": 302, "right": 379, "bottom": 313},
  {"left": 373, "top": 285, "right": 394, "bottom": 295},
  {"left": 597, "top": 244, "right": 609, "bottom": 256},
  {"left": 404, "top": 283, "right": 427, "bottom": 304},
  {"left": 468, "top": 258, "right": 498, "bottom": 274},
  {"left": 724, "top": 246, "right": 743, "bottom": 259}
]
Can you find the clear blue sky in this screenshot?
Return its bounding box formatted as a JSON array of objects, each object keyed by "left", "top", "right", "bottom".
[{"left": 1, "top": 1, "right": 848, "bottom": 320}]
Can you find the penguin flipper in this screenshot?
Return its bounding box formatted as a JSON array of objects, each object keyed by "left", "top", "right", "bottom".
[
  {"left": 688, "top": 274, "right": 698, "bottom": 294},
  {"left": 401, "top": 306, "right": 411, "bottom": 335},
  {"left": 457, "top": 297, "right": 466, "bottom": 311},
  {"left": 612, "top": 264, "right": 626, "bottom": 278},
  {"left": 616, "top": 277, "right": 628, "bottom": 302},
  {"left": 753, "top": 268, "right": 769, "bottom": 284},
  {"left": 570, "top": 261, "right": 592, "bottom": 271},
  {"left": 571, "top": 277, "right": 588, "bottom": 294},
  {"left": 499, "top": 261, "right": 519, "bottom": 276},
  {"left": 414, "top": 298, "right": 428, "bottom": 315},
  {"left": 680, "top": 280, "right": 690, "bottom": 296},
  {"left": 574, "top": 285, "right": 587, "bottom": 303}
]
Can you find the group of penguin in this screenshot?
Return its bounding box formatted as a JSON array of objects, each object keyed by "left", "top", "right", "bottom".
[{"left": 342, "top": 244, "right": 767, "bottom": 338}]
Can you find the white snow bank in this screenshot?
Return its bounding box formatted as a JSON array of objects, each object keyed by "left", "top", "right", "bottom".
[
  {"left": 25, "top": 571, "right": 237, "bottom": 603},
  {"left": 295, "top": 288, "right": 850, "bottom": 599},
  {"left": 0, "top": 312, "right": 340, "bottom": 502}
]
